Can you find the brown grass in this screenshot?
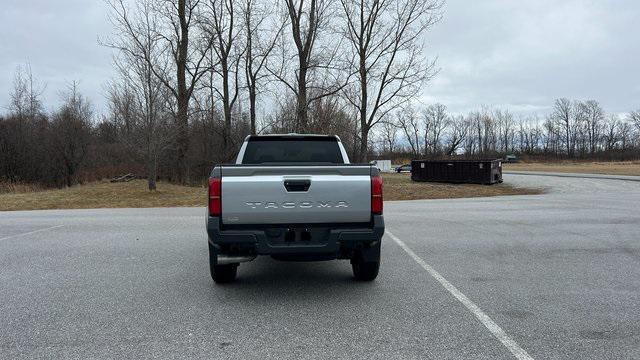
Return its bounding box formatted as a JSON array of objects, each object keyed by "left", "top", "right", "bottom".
[
  {"left": 0, "top": 182, "right": 43, "bottom": 194},
  {"left": 0, "top": 174, "right": 541, "bottom": 211},
  {"left": 0, "top": 180, "right": 206, "bottom": 211},
  {"left": 382, "top": 173, "right": 542, "bottom": 201},
  {"left": 503, "top": 161, "right": 640, "bottom": 176}
]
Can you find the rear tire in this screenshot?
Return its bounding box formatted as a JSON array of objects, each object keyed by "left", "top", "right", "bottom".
[
  {"left": 352, "top": 260, "right": 380, "bottom": 281},
  {"left": 212, "top": 264, "right": 238, "bottom": 283},
  {"left": 352, "top": 243, "right": 381, "bottom": 281},
  {"left": 209, "top": 242, "right": 238, "bottom": 284}
]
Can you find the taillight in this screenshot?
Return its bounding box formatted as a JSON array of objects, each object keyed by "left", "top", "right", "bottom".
[
  {"left": 208, "top": 177, "right": 221, "bottom": 216},
  {"left": 371, "top": 175, "right": 383, "bottom": 215}
]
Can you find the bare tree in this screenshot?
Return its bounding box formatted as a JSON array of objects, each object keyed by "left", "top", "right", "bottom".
[
  {"left": 287, "top": 0, "right": 322, "bottom": 124},
  {"left": 619, "top": 119, "right": 633, "bottom": 150},
  {"left": 200, "top": 0, "right": 244, "bottom": 157},
  {"left": 468, "top": 111, "right": 484, "bottom": 155},
  {"left": 630, "top": 110, "right": 640, "bottom": 132},
  {"left": 106, "top": 0, "right": 210, "bottom": 183},
  {"left": 480, "top": 110, "right": 496, "bottom": 154},
  {"left": 2, "top": 66, "right": 46, "bottom": 183},
  {"left": 113, "top": 42, "right": 173, "bottom": 189},
  {"left": 51, "top": 82, "right": 93, "bottom": 187},
  {"left": 579, "top": 100, "right": 604, "bottom": 154},
  {"left": 270, "top": 0, "right": 348, "bottom": 132},
  {"left": 107, "top": 78, "right": 137, "bottom": 137},
  {"left": 602, "top": 114, "right": 619, "bottom": 151},
  {"left": 444, "top": 114, "right": 468, "bottom": 156},
  {"left": 572, "top": 100, "right": 590, "bottom": 156},
  {"left": 106, "top": 0, "right": 177, "bottom": 189},
  {"left": 241, "top": 0, "right": 283, "bottom": 134},
  {"left": 339, "top": 0, "right": 441, "bottom": 161},
  {"left": 397, "top": 106, "right": 421, "bottom": 157},
  {"left": 495, "top": 108, "right": 514, "bottom": 153},
  {"left": 552, "top": 98, "right": 574, "bottom": 156},
  {"left": 631, "top": 110, "right": 640, "bottom": 151},
  {"left": 379, "top": 117, "right": 398, "bottom": 154},
  {"left": 462, "top": 112, "right": 478, "bottom": 155},
  {"left": 517, "top": 116, "right": 542, "bottom": 154},
  {"left": 423, "top": 103, "right": 448, "bottom": 155},
  {"left": 8, "top": 64, "right": 45, "bottom": 119},
  {"left": 542, "top": 116, "right": 558, "bottom": 154}
]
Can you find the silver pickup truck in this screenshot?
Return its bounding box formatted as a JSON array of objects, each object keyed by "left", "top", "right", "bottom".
[{"left": 206, "top": 134, "right": 384, "bottom": 283}]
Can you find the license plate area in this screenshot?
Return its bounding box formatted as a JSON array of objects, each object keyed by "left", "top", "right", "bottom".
[{"left": 265, "top": 227, "right": 329, "bottom": 246}]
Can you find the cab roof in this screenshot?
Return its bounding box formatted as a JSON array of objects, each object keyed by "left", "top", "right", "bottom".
[{"left": 245, "top": 134, "right": 341, "bottom": 141}]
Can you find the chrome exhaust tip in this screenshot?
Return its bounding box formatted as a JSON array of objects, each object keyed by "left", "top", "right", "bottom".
[{"left": 217, "top": 255, "right": 256, "bottom": 265}]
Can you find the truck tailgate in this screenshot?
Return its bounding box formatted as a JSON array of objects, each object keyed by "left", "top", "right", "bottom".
[{"left": 220, "top": 165, "right": 372, "bottom": 225}]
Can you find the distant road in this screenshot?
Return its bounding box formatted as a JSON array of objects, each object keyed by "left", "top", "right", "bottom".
[
  {"left": 504, "top": 170, "right": 640, "bottom": 182},
  {"left": 1, "top": 173, "right": 639, "bottom": 359}
]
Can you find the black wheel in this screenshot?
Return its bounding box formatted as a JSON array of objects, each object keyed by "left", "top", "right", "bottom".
[
  {"left": 352, "top": 260, "right": 380, "bottom": 281},
  {"left": 351, "top": 242, "right": 381, "bottom": 281},
  {"left": 212, "top": 264, "right": 238, "bottom": 283},
  {"left": 209, "top": 242, "right": 238, "bottom": 284}
]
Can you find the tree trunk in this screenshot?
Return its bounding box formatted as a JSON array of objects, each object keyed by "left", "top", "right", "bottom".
[
  {"left": 221, "top": 58, "right": 232, "bottom": 156},
  {"left": 357, "top": 55, "right": 368, "bottom": 162},
  {"left": 424, "top": 131, "right": 429, "bottom": 157},
  {"left": 564, "top": 122, "right": 569, "bottom": 157},
  {"left": 351, "top": 119, "right": 359, "bottom": 161},
  {"left": 296, "top": 66, "right": 308, "bottom": 132},
  {"left": 65, "top": 159, "right": 73, "bottom": 188},
  {"left": 147, "top": 151, "right": 157, "bottom": 191},
  {"left": 175, "top": 0, "right": 190, "bottom": 184},
  {"left": 359, "top": 125, "right": 369, "bottom": 163},
  {"left": 249, "top": 85, "right": 257, "bottom": 135},
  {"left": 176, "top": 97, "right": 189, "bottom": 184}
]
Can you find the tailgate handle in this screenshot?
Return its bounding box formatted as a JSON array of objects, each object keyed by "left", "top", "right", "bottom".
[{"left": 284, "top": 180, "right": 311, "bottom": 192}]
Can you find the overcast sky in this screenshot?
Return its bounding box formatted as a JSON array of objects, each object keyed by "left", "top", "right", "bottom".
[{"left": 1, "top": 0, "right": 639, "bottom": 117}]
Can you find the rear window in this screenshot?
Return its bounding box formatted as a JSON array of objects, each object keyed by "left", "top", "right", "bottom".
[{"left": 242, "top": 138, "right": 344, "bottom": 164}]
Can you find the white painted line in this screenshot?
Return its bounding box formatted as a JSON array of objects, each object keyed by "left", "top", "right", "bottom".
[
  {"left": 0, "top": 225, "right": 64, "bottom": 242},
  {"left": 386, "top": 230, "right": 534, "bottom": 360}
]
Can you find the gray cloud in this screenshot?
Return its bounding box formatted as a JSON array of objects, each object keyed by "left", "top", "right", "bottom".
[
  {"left": 422, "top": 0, "right": 640, "bottom": 115},
  {"left": 1, "top": 0, "right": 114, "bottom": 113},
  {"left": 1, "top": 0, "right": 638, "bottom": 117}
]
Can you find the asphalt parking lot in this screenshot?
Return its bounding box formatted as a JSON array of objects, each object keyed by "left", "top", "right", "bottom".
[{"left": 1, "top": 173, "right": 639, "bottom": 359}]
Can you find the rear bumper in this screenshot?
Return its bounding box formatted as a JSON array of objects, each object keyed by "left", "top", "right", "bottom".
[{"left": 207, "top": 215, "right": 384, "bottom": 260}]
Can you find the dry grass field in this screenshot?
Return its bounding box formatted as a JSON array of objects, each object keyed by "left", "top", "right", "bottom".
[
  {"left": 0, "top": 174, "right": 541, "bottom": 211},
  {"left": 0, "top": 180, "right": 206, "bottom": 211},
  {"left": 503, "top": 161, "right": 640, "bottom": 176}
]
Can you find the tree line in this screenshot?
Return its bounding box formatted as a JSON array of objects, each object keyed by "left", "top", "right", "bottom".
[
  {"left": 2, "top": 0, "right": 639, "bottom": 190},
  {"left": 1, "top": 64, "right": 639, "bottom": 190},
  {"left": 0, "top": 67, "right": 96, "bottom": 188},
  {"left": 380, "top": 100, "right": 640, "bottom": 161},
  {"left": 1, "top": 0, "right": 442, "bottom": 190}
]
